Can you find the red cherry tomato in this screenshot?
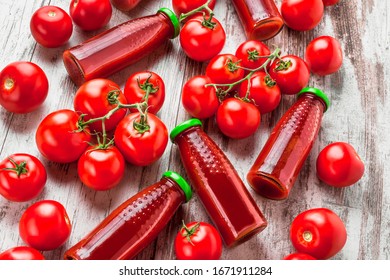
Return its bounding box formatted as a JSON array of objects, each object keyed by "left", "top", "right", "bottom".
[
  {"left": 124, "top": 71, "right": 165, "bottom": 115},
  {"left": 181, "top": 75, "right": 219, "bottom": 119},
  {"left": 172, "top": 0, "right": 216, "bottom": 17},
  {"left": 78, "top": 146, "right": 125, "bottom": 191},
  {"left": 111, "top": 0, "right": 142, "bottom": 12},
  {"left": 216, "top": 98, "right": 260, "bottom": 139},
  {"left": 269, "top": 55, "right": 310, "bottom": 95},
  {"left": 175, "top": 221, "right": 222, "bottom": 260},
  {"left": 70, "top": 0, "right": 112, "bottom": 31},
  {"left": 305, "top": 36, "right": 343, "bottom": 76},
  {"left": 0, "top": 61, "right": 48, "bottom": 114},
  {"left": 30, "top": 6, "right": 73, "bottom": 48},
  {"left": 235, "top": 40, "right": 271, "bottom": 70},
  {"left": 322, "top": 0, "right": 340, "bottom": 6},
  {"left": 281, "top": 0, "right": 324, "bottom": 31},
  {"left": 290, "top": 208, "right": 347, "bottom": 259},
  {"left": 205, "top": 54, "right": 245, "bottom": 85},
  {"left": 19, "top": 200, "right": 72, "bottom": 251},
  {"left": 114, "top": 113, "right": 168, "bottom": 166},
  {"left": 0, "top": 246, "right": 45, "bottom": 260},
  {"left": 283, "top": 252, "right": 316, "bottom": 260},
  {"left": 238, "top": 72, "right": 281, "bottom": 114},
  {"left": 180, "top": 16, "right": 226, "bottom": 62},
  {"left": 316, "top": 142, "right": 364, "bottom": 187},
  {"left": 0, "top": 154, "right": 46, "bottom": 202},
  {"left": 74, "top": 79, "right": 127, "bottom": 132},
  {"left": 35, "top": 109, "right": 91, "bottom": 163}
]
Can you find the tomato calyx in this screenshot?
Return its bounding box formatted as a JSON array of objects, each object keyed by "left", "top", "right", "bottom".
[
  {"left": 226, "top": 59, "right": 241, "bottom": 73},
  {"left": 2, "top": 157, "right": 28, "bottom": 177},
  {"left": 264, "top": 75, "right": 277, "bottom": 87},
  {"left": 206, "top": 47, "right": 281, "bottom": 102},
  {"left": 247, "top": 49, "right": 261, "bottom": 62},
  {"left": 178, "top": 0, "right": 217, "bottom": 30},
  {"left": 107, "top": 89, "right": 122, "bottom": 105},
  {"left": 179, "top": 0, "right": 214, "bottom": 23},
  {"left": 274, "top": 59, "right": 292, "bottom": 71},
  {"left": 181, "top": 221, "right": 200, "bottom": 246}
]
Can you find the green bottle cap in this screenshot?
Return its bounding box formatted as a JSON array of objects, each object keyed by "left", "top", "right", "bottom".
[
  {"left": 162, "top": 171, "right": 192, "bottom": 202},
  {"left": 298, "top": 87, "right": 330, "bottom": 112},
  {"left": 170, "top": 118, "right": 203, "bottom": 143},
  {"left": 158, "top": 8, "right": 180, "bottom": 39}
]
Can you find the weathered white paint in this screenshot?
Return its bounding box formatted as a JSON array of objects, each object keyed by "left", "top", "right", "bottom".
[{"left": 0, "top": 0, "right": 388, "bottom": 260}]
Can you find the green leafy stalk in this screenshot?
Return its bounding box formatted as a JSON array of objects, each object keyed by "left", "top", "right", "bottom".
[{"left": 206, "top": 47, "right": 281, "bottom": 100}]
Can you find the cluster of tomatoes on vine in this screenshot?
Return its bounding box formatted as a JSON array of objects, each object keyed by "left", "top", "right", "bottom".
[{"left": 0, "top": 0, "right": 365, "bottom": 261}]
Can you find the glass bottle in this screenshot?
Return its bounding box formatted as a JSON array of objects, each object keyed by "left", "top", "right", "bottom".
[
  {"left": 231, "top": 0, "right": 284, "bottom": 41},
  {"left": 170, "top": 119, "right": 267, "bottom": 247},
  {"left": 247, "top": 87, "right": 330, "bottom": 200},
  {"left": 63, "top": 8, "right": 180, "bottom": 85},
  {"left": 64, "top": 171, "right": 192, "bottom": 260}
]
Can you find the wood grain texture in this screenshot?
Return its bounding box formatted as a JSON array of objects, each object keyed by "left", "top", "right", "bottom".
[{"left": 0, "top": 0, "right": 389, "bottom": 260}]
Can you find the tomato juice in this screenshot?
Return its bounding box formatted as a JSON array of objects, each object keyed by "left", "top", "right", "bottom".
[
  {"left": 63, "top": 8, "right": 180, "bottom": 85},
  {"left": 247, "top": 88, "right": 330, "bottom": 200},
  {"left": 171, "top": 119, "right": 267, "bottom": 247},
  {"left": 232, "top": 0, "right": 284, "bottom": 41},
  {"left": 64, "top": 172, "right": 191, "bottom": 260}
]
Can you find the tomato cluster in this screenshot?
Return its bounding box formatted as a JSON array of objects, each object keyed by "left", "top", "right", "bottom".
[{"left": 181, "top": 40, "right": 312, "bottom": 139}]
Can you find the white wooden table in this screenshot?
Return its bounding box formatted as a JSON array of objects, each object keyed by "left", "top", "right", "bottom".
[{"left": 0, "top": 0, "right": 389, "bottom": 260}]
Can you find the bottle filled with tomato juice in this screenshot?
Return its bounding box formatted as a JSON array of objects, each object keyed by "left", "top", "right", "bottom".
[
  {"left": 64, "top": 171, "right": 192, "bottom": 260},
  {"left": 170, "top": 119, "right": 267, "bottom": 247},
  {"left": 232, "top": 0, "right": 284, "bottom": 41},
  {"left": 247, "top": 87, "right": 330, "bottom": 200},
  {"left": 63, "top": 8, "right": 180, "bottom": 85}
]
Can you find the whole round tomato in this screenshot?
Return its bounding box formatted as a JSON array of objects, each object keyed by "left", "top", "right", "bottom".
[
  {"left": 70, "top": 0, "right": 112, "bottom": 31},
  {"left": 180, "top": 16, "right": 226, "bottom": 62},
  {"left": 205, "top": 54, "right": 245, "bottom": 85},
  {"left": 269, "top": 55, "right": 310, "bottom": 95},
  {"left": 281, "top": 0, "right": 324, "bottom": 31},
  {"left": 172, "top": 0, "right": 216, "bottom": 17},
  {"left": 114, "top": 113, "right": 168, "bottom": 166},
  {"left": 35, "top": 109, "right": 91, "bottom": 163},
  {"left": 283, "top": 252, "right": 316, "bottom": 260},
  {"left": 181, "top": 75, "right": 219, "bottom": 119},
  {"left": 0, "top": 61, "right": 48, "bottom": 114},
  {"left": 78, "top": 146, "right": 125, "bottom": 191},
  {"left": 30, "top": 6, "right": 73, "bottom": 48},
  {"left": 74, "top": 78, "right": 127, "bottom": 132},
  {"left": 238, "top": 72, "right": 281, "bottom": 114},
  {"left": 111, "top": 0, "right": 142, "bottom": 12},
  {"left": 175, "top": 221, "right": 222, "bottom": 260},
  {"left": 290, "top": 208, "right": 347, "bottom": 259},
  {"left": 0, "top": 154, "right": 46, "bottom": 202},
  {"left": 19, "top": 200, "right": 72, "bottom": 251},
  {"left": 124, "top": 71, "right": 165, "bottom": 115},
  {"left": 316, "top": 142, "right": 364, "bottom": 187},
  {"left": 322, "top": 0, "right": 340, "bottom": 6},
  {"left": 0, "top": 246, "right": 45, "bottom": 260},
  {"left": 305, "top": 36, "right": 343, "bottom": 76},
  {"left": 216, "top": 98, "right": 260, "bottom": 139},
  {"left": 235, "top": 40, "right": 271, "bottom": 70}
]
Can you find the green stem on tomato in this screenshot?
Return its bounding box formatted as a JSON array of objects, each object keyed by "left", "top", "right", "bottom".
[
  {"left": 2, "top": 157, "right": 28, "bottom": 177},
  {"left": 180, "top": 220, "right": 200, "bottom": 246},
  {"left": 206, "top": 47, "right": 281, "bottom": 100},
  {"left": 179, "top": 0, "right": 215, "bottom": 28}
]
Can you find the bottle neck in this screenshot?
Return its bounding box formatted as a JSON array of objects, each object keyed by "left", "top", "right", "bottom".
[
  {"left": 157, "top": 10, "right": 180, "bottom": 39},
  {"left": 299, "top": 92, "right": 327, "bottom": 113}
]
